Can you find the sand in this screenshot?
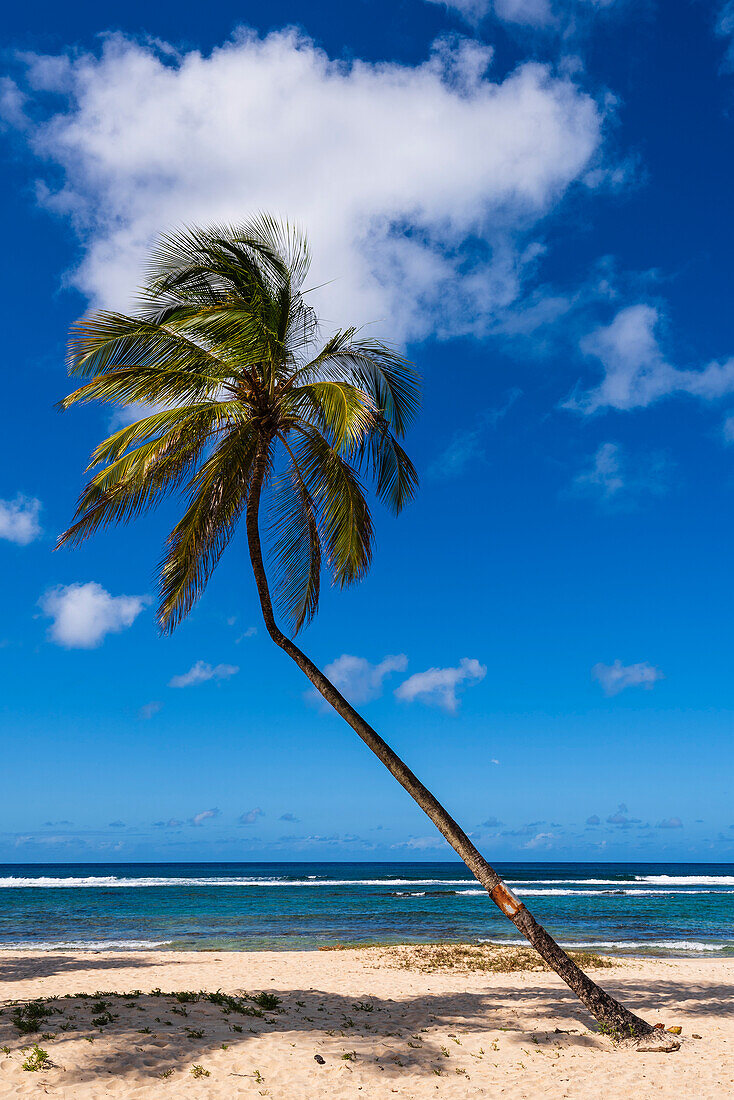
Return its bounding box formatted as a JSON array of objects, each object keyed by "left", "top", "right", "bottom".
[{"left": 0, "top": 947, "right": 732, "bottom": 1098}]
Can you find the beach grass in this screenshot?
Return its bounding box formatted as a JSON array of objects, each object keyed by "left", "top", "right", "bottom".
[{"left": 371, "top": 942, "right": 614, "bottom": 973}]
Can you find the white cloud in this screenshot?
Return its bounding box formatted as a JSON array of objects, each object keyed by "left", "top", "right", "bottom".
[
  {"left": 239, "top": 808, "right": 264, "bottom": 825},
  {"left": 425, "top": 0, "right": 618, "bottom": 31},
  {"left": 429, "top": 390, "right": 521, "bottom": 480},
  {"left": 322, "top": 653, "right": 408, "bottom": 704},
  {"left": 429, "top": 426, "right": 486, "bottom": 481},
  {"left": 606, "top": 803, "right": 637, "bottom": 825},
  {"left": 39, "top": 581, "right": 148, "bottom": 648},
  {"left": 568, "top": 305, "right": 734, "bottom": 413},
  {"left": 190, "top": 808, "right": 220, "bottom": 826},
  {"left": 0, "top": 495, "right": 42, "bottom": 545},
  {"left": 524, "top": 830, "right": 555, "bottom": 849},
  {"left": 0, "top": 76, "right": 28, "bottom": 129},
  {"left": 592, "top": 658, "right": 663, "bottom": 696},
  {"left": 10, "top": 29, "right": 606, "bottom": 342},
  {"left": 574, "top": 442, "right": 624, "bottom": 499},
  {"left": 391, "top": 835, "right": 451, "bottom": 851},
  {"left": 572, "top": 441, "right": 667, "bottom": 505},
  {"left": 717, "top": 2, "right": 734, "bottom": 69},
  {"left": 656, "top": 817, "right": 683, "bottom": 829},
  {"left": 395, "top": 657, "right": 486, "bottom": 711},
  {"left": 138, "top": 701, "right": 162, "bottom": 720},
  {"left": 168, "top": 660, "right": 239, "bottom": 688}
]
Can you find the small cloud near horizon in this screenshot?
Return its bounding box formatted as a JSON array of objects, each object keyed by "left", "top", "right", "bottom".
[
  {"left": 606, "top": 802, "right": 641, "bottom": 826},
  {"left": 279, "top": 812, "right": 299, "bottom": 823},
  {"left": 138, "top": 701, "right": 162, "bottom": 720},
  {"left": 169, "top": 661, "right": 239, "bottom": 688},
  {"left": 592, "top": 659, "right": 663, "bottom": 696},
  {"left": 656, "top": 817, "right": 683, "bottom": 829},
  {"left": 190, "top": 808, "right": 221, "bottom": 826},
  {"left": 239, "top": 808, "right": 264, "bottom": 825}
]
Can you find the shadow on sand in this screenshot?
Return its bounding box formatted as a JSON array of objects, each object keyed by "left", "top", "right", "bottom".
[{"left": 0, "top": 966, "right": 723, "bottom": 1087}]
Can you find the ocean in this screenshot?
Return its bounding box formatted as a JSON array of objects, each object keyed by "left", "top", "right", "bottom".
[{"left": 1, "top": 861, "right": 732, "bottom": 957}]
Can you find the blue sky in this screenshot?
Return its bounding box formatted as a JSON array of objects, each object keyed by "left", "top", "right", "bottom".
[{"left": 1, "top": 0, "right": 734, "bottom": 863}]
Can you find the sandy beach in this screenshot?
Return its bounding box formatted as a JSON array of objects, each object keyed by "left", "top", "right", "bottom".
[{"left": 0, "top": 947, "right": 732, "bottom": 1098}]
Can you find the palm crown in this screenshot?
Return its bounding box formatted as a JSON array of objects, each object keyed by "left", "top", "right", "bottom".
[{"left": 59, "top": 216, "right": 419, "bottom": 634}]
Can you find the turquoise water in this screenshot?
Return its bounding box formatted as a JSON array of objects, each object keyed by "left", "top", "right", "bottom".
[{"left": 1, "top": 862, "right": 732, "bottom": 957}]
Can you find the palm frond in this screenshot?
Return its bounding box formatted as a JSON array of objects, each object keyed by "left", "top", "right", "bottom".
[
  {"left": 87, "top": 402, "right": 249, "bottom": 468},
  {"left": 292, "top": 426, "right": 373, "bottom": 587},
  {"left": 67, "top": 312, "right": 232, "bottom": 379},
  {"left": 158, "top": 426, "right": 260, "bottom": 632},
  {"left": 267, "top": 441, "right": 321, "bottom": 633},
  {"left": 284, "top": 381, "right": 376, "bottom": 452},
  {"left": 358, "top": 419, "right": 419, "bottom": 515},
  {"left": 299, "top": 331, "right": 420, "bottom": 437},
  {"left": 57, "top": 410, "right": 220, "bottom": 548}
]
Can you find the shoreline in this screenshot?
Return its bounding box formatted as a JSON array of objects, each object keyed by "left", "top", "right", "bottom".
[
  {"left": 1, "top": 947, "right": 733, "bottom": 1096},
  {"left": 1, "top": 939, "right": 732, "bottom": 960}
]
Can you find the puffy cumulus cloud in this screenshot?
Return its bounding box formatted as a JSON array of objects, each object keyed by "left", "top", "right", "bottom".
[
  {"left": 585, "top": 814, "right": 600, "bottom": 825},
  {"left": 39, "top": 581, "right": 148, "bottom": 648},
  {"left": 568, "top": 305, "right": 734, "bottom": 414},
  {"left": 322, "top": 654, "right": 408, "bottom": 705},
  {"left": 190, "top": 808, "right": 220, "bottom": 826},
  {"left": 168, "top": 660, "right": 239, "bottom": 688},
  {"left": 424, "top": 0, "right": 619, "bottom": 31},
  {"left": 523, "top": 830, "right": 556, "bottom": 849},
  {"left": 0, "top": 495, "right": 42, "bottom": 545},
  {"left": 9, "top": 29, "right": 606, "bottom": 342},
  {"left": 395, "top": 657, "right": 486, "bottom": 711},
  {"left": 239, "top": 808, "right": 264, "bottom": 825},
  {"left": 592, "top": 658, "right": 663, "bottom": 696},
  {"left": 656, "top": 817, "right": 683, "bottom": 829},
  {"left": 279, "top": 812, "right": 299, "bottom": 823},
  {"left": 606, "top": 803, "right": 637, "bottom": 825}
]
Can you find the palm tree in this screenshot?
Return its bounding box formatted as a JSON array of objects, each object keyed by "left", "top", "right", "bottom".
[{"left": 58, "top": 216, "right": 651, "bottom": 1039}]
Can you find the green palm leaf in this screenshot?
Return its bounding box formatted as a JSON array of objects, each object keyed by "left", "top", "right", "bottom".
[{"left": 59, "top": 217, "right": 419, "bottom": 635}]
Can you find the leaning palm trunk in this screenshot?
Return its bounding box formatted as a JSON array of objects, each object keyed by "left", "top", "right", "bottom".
[
  {"left": 59, "top": 217, "right": 653, "bottom": 1041},
  {"left": 245, "top": 449, "right": 651, "bottom": 1039}
]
